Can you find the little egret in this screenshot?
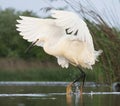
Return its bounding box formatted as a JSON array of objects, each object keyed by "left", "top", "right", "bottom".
[{"left": 16, "top": 10, "right": 102, "bottom": 94}]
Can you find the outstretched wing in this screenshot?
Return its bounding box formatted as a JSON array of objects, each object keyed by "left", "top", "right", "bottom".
[
  {"left": 16, "top": 15, "right": 69, "bottom": 68},
  {"left": 16, "top": 16, "right": 63, "bottom": 46},
  {"left": 51, "top": 10, "right": 94, "bottom": 52}
]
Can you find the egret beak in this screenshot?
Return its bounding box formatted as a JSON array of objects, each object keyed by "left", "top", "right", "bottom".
[{"left": 25, "top": 39, "right": 39, "bottom": 53}]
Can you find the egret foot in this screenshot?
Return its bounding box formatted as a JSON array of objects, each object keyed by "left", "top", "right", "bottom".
[
  {"left": 66, "top": 67, "right": 86, "bottom": 95},
  {"left": 80, "top": 85, "right": 83, "bottom": 94},
  {"left": 66, "top": 82, "right": 73, "bottom": 94}
]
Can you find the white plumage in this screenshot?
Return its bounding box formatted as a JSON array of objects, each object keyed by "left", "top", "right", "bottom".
[{"left": 16, "top": 10, "right": 102, "bottom": 69}]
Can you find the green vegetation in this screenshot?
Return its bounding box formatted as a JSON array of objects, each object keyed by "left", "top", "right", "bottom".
[
  {"left": 0, "top": 8, "right": 119, "bottom": 83},
  {"left": 0, "top": 8, "right": 53, "bottom": 61},
  {"left": 0, "top": 65, "right": 96, "bottom": 82},
  {"left": 86, "top": 20, "right": 120, "bottom": 83}
]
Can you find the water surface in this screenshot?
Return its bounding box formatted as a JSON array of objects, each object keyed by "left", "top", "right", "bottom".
[{"left": 0, "top": 82, "right": 119, "bottom": 106}]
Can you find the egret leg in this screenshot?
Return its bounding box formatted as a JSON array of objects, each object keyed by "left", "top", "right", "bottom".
[
  {"left": 78, "top": 67, "right": 86, "bottom": 94},
  {"left": 66, "top": 67, "right": 86, "bottom": 94}
]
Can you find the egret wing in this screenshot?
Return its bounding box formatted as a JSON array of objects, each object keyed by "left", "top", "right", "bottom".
[
  {"left": 16, "top": 16, "right": 63, "bottom": 46},
  {"left": 16, "top": 16, "right": 69, "bottom": 68},
  {"left": 51, "top": 10, "right": 94, "bottom": 52}
]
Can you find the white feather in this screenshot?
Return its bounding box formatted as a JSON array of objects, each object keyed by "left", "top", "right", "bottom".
[
  {"left": 16, "top": 16, "right": 62, "bottom": 46},
  {"left": 57, "top": 56, "right": 69, "bottom": 68},
  {"left": 51, "top": 10, "right": 94, "bottom": 53}
]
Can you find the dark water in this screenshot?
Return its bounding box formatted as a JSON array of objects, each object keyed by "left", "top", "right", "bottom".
[{"left": 0, "top": 82, "right": 120, "bottom": 106}]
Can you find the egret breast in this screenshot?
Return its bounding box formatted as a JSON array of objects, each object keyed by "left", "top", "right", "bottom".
[{"left": 61, "top": 39, "right": 95, "bottom": 69}]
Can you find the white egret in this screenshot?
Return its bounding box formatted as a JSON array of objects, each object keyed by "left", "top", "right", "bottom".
[{"left": 16, "top": 10, "right": 102, "bottom": 94}]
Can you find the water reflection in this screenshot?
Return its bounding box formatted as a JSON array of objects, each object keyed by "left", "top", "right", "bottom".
[
  {"left": 18, "top": 103, "right": 25, "bottom": 106},
  {"left": 66, "top": 94, "right": 82, "bottom": 106},
  {"left": 66, "top": 85, "right": 85, "bottom": 106},
  {"left": 66, "top": 91, "right": 120, "bottom": 106}
]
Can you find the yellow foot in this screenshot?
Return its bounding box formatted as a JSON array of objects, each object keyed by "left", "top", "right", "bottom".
[
  {"left": 66, "top": 82, "right": 73, "bottom": 94},
  {"left": 80, "top": 86, "right": 83, "bottom": 96}
]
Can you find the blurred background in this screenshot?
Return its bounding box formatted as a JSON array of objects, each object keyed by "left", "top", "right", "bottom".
[{"left": 0, "top": 0, "right": 120, "bottom": 84}]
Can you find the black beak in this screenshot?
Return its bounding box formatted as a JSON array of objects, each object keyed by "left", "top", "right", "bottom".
[{"left": 24, "top": 39, "right": 39, "bottom": 53}]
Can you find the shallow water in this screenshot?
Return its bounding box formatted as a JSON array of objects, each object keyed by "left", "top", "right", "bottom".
[{"left": 0, "top": 82, "right": 120, "bottom": 106}]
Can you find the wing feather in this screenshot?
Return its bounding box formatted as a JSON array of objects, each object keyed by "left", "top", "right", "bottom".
[
  {"left": 51, "top": 10, "right": 94, "bottom": 52},
  {"left": 16, "top": 16, "right": 60, "bottom": 46}
]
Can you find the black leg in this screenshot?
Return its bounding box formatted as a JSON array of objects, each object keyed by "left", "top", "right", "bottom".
[
  {"left": 66, "top": 66, "right": 86, "bottom": 94},
  {"left": 72, "top": 67, "right": 86, "bottom": 88}
]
